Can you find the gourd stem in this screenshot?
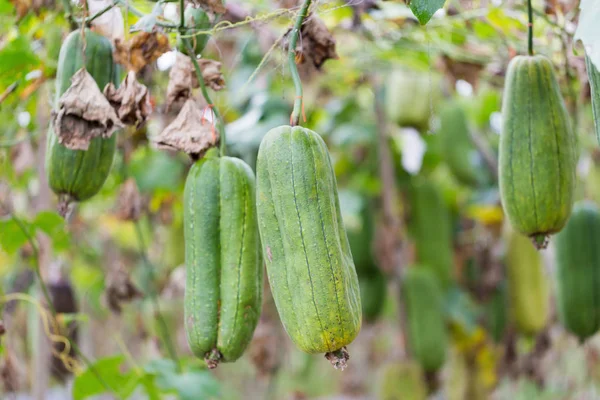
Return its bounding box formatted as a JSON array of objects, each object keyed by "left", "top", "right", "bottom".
[
  {"left": 527, "top": 0, "right": 533, "bottom": 55},
  {"left": 179, "top": 0, "right": 185, "bottom": 29},
  {"left": 288, "top": 0, "right": 312, "bottom": 126},
  {"left": 181, "top": 38, "right": 227, "bottom": 157}
]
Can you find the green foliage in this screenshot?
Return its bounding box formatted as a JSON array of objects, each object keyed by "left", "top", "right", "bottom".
[{"left": 409, "top": 0, "right": 446, "bottom": 25}]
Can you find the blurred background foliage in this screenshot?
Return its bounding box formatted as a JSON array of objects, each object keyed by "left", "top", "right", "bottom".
[{"left": 1, "top": 0, "right": 599, "bottom": 399}]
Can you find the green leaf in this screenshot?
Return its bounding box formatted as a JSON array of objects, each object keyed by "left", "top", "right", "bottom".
[
  {"left": 0, "top": 0, "right": 14, "bottom": 14},
  {"left": 144, "top": 359, "right": 220, "bottom": 400},
  {"left": 409, "top": 0, "right": 446, "bottom": 25},
  {"left": 33, "top": 211, "right": 70, "bottom": 252},
  {"left": 0, "top": 35, "right": 40, "bottom": 87},
  {"left": 575, "top": 0, "right": 600, "bottom": 71},
  {"left": 0, "top": 218, "right": 31, "bottom": 254},
  {"left": 72, "top": 355, "right": 140, "bottom": 400}
]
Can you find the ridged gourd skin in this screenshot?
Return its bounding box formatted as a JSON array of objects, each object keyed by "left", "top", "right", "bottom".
[
  {"left": 256, "top": 125, "right": 362, "bottom": 355},
  {"left": 554, "top": 202, "right": 600, "bottom": 341},
  {"left": 505, "top": 226, "right": 549, "bottom": 336},
  {"left": 184, "top": 151, "right": 263, "bottom": 365},
  {"left": 177, "top": 6, "right": 211, "bottom": 55},
  {"left": 385, "top": 70, "right": 433, "bottom": 130},
  {"left": 586, "top": 55, "right": 600, "bottom": 145},
  {"left": 409, "top": 179, "right": 453, "bottom": 287},
  {"left": 439, "top": 103, "right": 480, "bottom": 186},
  {"left": 46, "top": 29, "right": 118, "bottom": 202},
  {"left": 498, "top": 55, "right": 576, "bottom": 243},
  {"left": 401, "top": 268, "right": 448, "bottom": 372}
]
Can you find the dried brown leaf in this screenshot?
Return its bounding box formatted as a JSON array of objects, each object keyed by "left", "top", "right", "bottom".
[
  {"left": 191, "top": 0, "right": 226, "bottom": 14},
  {"left": 292, "top": 15, "right": 338, "bottom": 70},
  {"left": 198, "top": 58, "right": 225, "bottom": 91},
  {"left": 153, "top": 98, "right": 219, "bottom": 158},
  {"left": 115, "top": 178, "right": 142, "bottom": 222},
  {"left": 104, "top": 71, "right": 152, "bottom": 127},
  {"left": 52, "top": 68, "right": 124, "bottom": 151},
  {"left": 166, "top": 53, "right": 225, "bottom": 110},
  {"left": 105, "top": 267, "right": 143, "bottom": 314},
  {"left": 114, "top": 32, "right": 171, "bottom": 73}
]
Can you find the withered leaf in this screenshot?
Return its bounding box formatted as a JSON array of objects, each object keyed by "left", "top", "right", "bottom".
[
  {"left": 191, "top": 0, "right": 226, "bottom": 14},
  {"left": 292, "top": 15, "right": 338, "bottom": 70},
  {"left": 152, "top": 98, "right": 219, "bottom": 158},
  {"left": 104, "top": 71, "right": 152, "bottom": 127},
  {"left": 166, "top": 53, "right": 225, "bottom": 110},
  {"left": 115, "top": 178, "right": 142, "bottom": 222},
  {"left": 105, "top": 268, "right": 143, "bottom": 314},
  {"left": 52, "top": 68, "right": 124, "bottom": 151},
  {"left": 114, "top": 32, "right": 171, "bottom": 73},
  {"left": 198, "top": 58, "right": 225, "bottom": 91}
]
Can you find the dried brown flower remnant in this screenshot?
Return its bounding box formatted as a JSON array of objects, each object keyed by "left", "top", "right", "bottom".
[
  {"left": 166, "top": 53, "right": 225, "bottom": 110},
  {"left": 291, "top": 15, "right": 338, "bottom": 70},
  {"left": 114, "top": 32, "right": 171, "bottom": 72},
  {"left": 153, "top": 98, "right": 219, "bottom": 159},
  {"left": 191, "top": 0, "right": 226, "bottom": 14},
  {"left": 104, "top": 71, "right": 152, "bottom": 127},
  {"left": 116, "top": 178, "right": 142, "bottom": 222},
  {"left": 52, "top": 68, "right": 124, "bottom": 151},
  {"left": 198, "top": 58, "right": 225, "bottom": 91},
  {"left": 105, "top": 268, "right": 143, "bottom": 314}
]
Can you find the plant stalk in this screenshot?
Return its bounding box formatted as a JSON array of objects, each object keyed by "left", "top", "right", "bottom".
[
  {"left": 288, "top": 0, "right": 312, "bottom": 126},
  {"left": 182, "top": 39, "right": 227, "bottom": 156}
]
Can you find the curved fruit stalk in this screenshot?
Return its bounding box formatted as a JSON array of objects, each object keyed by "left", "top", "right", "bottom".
[
  {"left": 439, "top": 102, "right": 481, "bottom": 186},
  {"left": 256, "top": 125, "right": 362, "bottom": 369},
  {"left": 184, "top": 150, "right": 263, "bottom": 368},
  {"left": 498, "top": 55, "right": 577, "bottom": 248},
  {"left": 46, "top": 29, "right": 119, "bottom": 211},
  {"left": 379, "top": 361, "right": 427, "bottom": 400},
  {"left": 401, "top": 267, "right": 448, "bottom": 372},
  {"left": 554, "top": 202, "right": 600, "bottom": 341},
  {"left": 505, "top": 225, "right": 549, "bottom": 336},
  {"left": 409, "top": 179, "right": 454, "bottom": 288}
]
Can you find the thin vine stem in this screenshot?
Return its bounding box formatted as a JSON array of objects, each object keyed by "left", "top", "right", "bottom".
[
  {"left": 182, "top": 38, "right": 227, "bottom": 156},
  {"left": 133, "top": 221, "right": 181, "bottom": 372},
  {"left": 288, "top": 0, "right": 312, "bottom": 126},
  {"left": 527, "top": 0, "right": 533, "bottom": 55},
  {"left": 82, "top": 1, "right": 118, "bottom": 24}
]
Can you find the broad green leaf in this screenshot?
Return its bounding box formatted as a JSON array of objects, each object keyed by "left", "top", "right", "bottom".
[
  {"left": 0, "top": 218, "right": 31, "bottom": 254},
  {"left": 72, "top": 355, "right": 140, "bottom": 400},
  {"left": 0, "top": 35, "right": 40, "bottom": 87},
  {"left": 409, "top": 0, "right": 446, "bottom": 25},
  {"left": 575, "top": 0, "right": 600, "bottom": 71},
  {"left": 33, "top": 211, "right": 70, "bottom": 252},
  {"left": 0, "top": 0, "right": 14, "bottom": 14},
  {"left": 144, "top": 359, "right": 220, "bottom": 400}
]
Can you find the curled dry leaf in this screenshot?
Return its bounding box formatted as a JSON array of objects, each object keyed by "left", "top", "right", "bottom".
[
  {"left": 198, "top": 58, "right": 226, "bottom": 91},
  {"left": 104, "top": 71, "right": 152, "bottom": 127},
  {"left": 166, "top": 53, "right": 225, "bottom": 110},
  {"left": 52, "top": 68, "right": 124, "bottom": 151},
  {"left": 114, "top": 32, "right": 171, "bottom": 73},
  {"left": 290, "top": 15, "right": 338, "bottom": 70},
  {"left": 153, "top": 98, "right": 219, "bottom": 159},
  {"left": 191, "top": 0, "right": 226, "bottom": 14},
  {"left": 115, "top": 178, "right": 143, "bottom": 222}
]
